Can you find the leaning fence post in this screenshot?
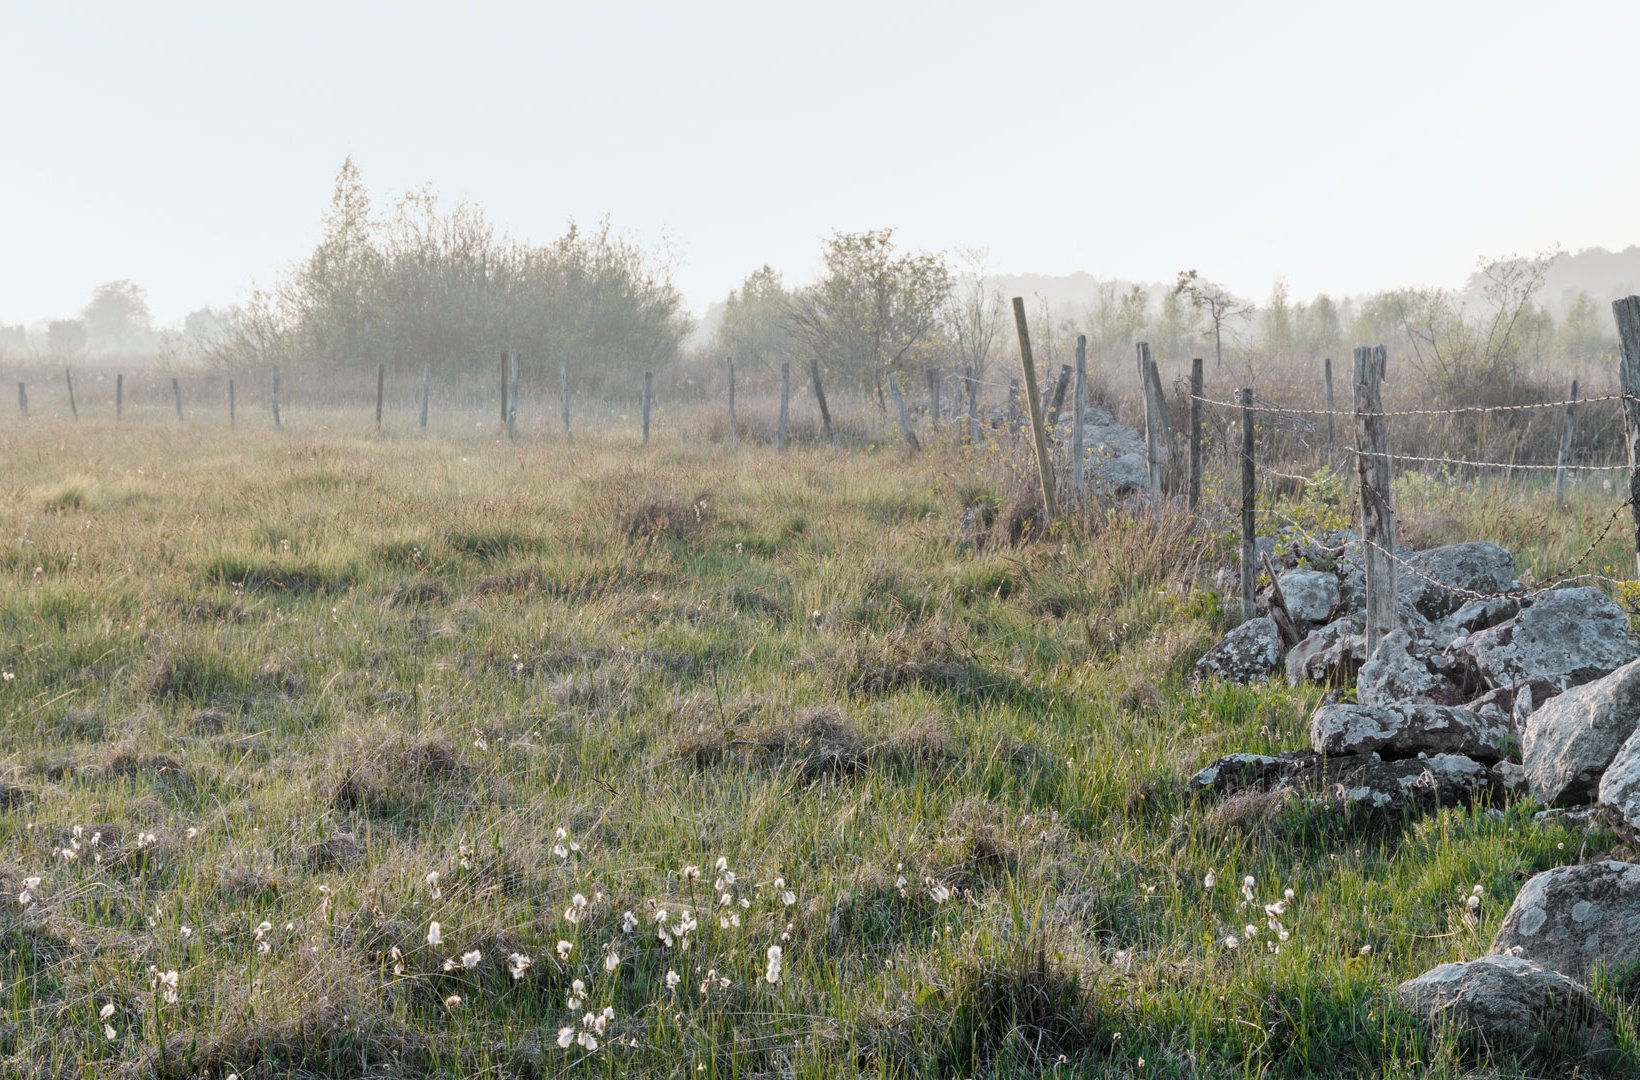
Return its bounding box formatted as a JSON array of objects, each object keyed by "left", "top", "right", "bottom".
[
  {"left": 888, "top": 372, "right": 920, "bottom": 453},
  {"left": 229, "top": 378, "right": 236, "bottom": 430},
  {"left": 1138, "top": 343, "right": 1167, "bottom": 507},
  {"left": 1323, "top": 357, "right": 1336, "bottom": 462},
  {"left": 809, "top": 357, "right": 834, "bottom": 443},
  {"left": 65, "top": 369, "right": 78, "bottom": 420},
  {"left": 1615, "top": 297, "right": 1640, "bottom": 577},
  {"left": 271, "top": 368, "right": 282, "bottom": 430},
  {"left": 499, "top": 350, "right": 509, "bottom": 429},
  {"left": 727, "top": 359, "right": 738, "bottom": 444},
  {"left": 777, "top": 361, "right": 791, "bottom": 451},
  {"left": 1189, "top": 358, "right": 1204, "bottom": 510},
  {"left": 1006, "top": 378, "right": 1022, "bottom": 432},
  {"left": 116, "top": 373, "right": 123, "bottom": 421},
  {"left": 560, "top": 361, "right": 571, "bottom": 437},
  {"left": 926, "top": 366, "right": 940, "bottom": 427},
  {"left": 1555, "top": 378, "right": 1579, "bottom": 506},
  {"left": 640, "top": 370, "right": 653, "bottom": 445},
  {"left": 506, "top": 351, "right": 519, "bottom": 440},
  {"left": 1072, "top": 336, "right": 1088, "bottom": 498},
  {"left": 1012, "top": 296, "right": 1058, "bottom": 522},
  {"left": 1354, "top": 344, "right": 1397, "bottom": 654},
  {"left": 1240, "top": 388, "right": 1257, "bottom": 621},
  {"left": 419, "top": 365, "right": 432, "bottom": 432},
  {"left": 375, "top": 362, "right": 386, "bottom": 434},
  {"left": 171, "top": 377, "right": 185, "bottom": 423},
  {"left": 1044, "top": 364, "right": 1072, "bottom": 432},
  {"left": 17, "top": 382, "right": 27, "bottom": 417}
]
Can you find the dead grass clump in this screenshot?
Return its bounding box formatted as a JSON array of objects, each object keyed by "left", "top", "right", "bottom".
[
  {"left": 257, "top": 657, "right": 306, "bottom": 694},
  {"left": 303, "top": 833, "right": 365, "bottom": 871},
  {"left": 825, "top": 866, "right": 937, "bottom": 950},
  {"left": 877, "top": 713, "right": 960, "bottom": 773},
  {"left": 1203, "top": 787, "right": 1299, "bottom": 838},
  {"left": 102, "top": 750, "right": 196, "bottom": 798},
  {"left": 145, "top": 649, "right": 247, "bottom": 703},
  {"left": 386, "top": 577, "right": 448, "bottom": 607},
  {"left": 993, "top": 488, "right": 1048, "bottom": 547},
  {"left": 757, "top": 706, "right": 869, "bottom": 782},
  {"left": 621, "top": 492, "right": 711, "bottom": 543},
  {"left": 728, "top": 585, "right": 786, "bottom": 620},
  {"left": 190, "top": 708, "right": 230, "bottom": 735},
  {"left": 941, "top": 948, "right": 1109, "bottom": 1075},
  {"left": 472, "top": 567, "right": 547, "bottom": 597},
  {"left": 837, "top": 621, "right": 973, "bottom": 698},
  {"left": 330, "top": 729, "right": 469, "bottom": 817}
]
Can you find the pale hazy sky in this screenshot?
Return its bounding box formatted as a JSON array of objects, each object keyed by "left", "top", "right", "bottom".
[{"left": 2, "top": 1, "right": 1636, "bottom": 326}]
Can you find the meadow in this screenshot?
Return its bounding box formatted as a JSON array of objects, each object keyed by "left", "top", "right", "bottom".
[{"left": 1, "top": 401, "right": 1635, "bottom": 1079}]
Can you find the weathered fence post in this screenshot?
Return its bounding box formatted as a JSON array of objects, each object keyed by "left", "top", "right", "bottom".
[
  {"left": 965, "top": 365, "right": 981, "bottom": 444},
  {"left": 1072, "top": 336, "right": 1088, "bottom": 498},
  {"left": 1006, "top": 378, "right": 1022, "bottom": 432},
  {"left": 171, "top": 377, "right": 185, "bottom": 423},
  {"left": 1323, "top": 357, "right": 1336, "bottom": 462},
  {"left": 888, "top": 372, "right": 920, "bottom": 453},
  {"left": 65, "top": 369, "right": 77, "bottom": 420},
  {"left": 640, "top": 370, "right": 653, "bottom": 445},
  {"left": 271, "top": 368, "right": 282, "bottom": 429},
  {"left": 17, "top": 382, "right": 27, "bottom": 417},
  {"left": 777, "top": 361, "right": 791, "bottom": 451},
  {"left": 229, "top": 378, "right": 236, "bottom": 429},
  {"left": 1189, "top": 357, "right": 1203, "bottom": 510},
  {"left": 506, "top": 351, "right": 519, "bottom": 440},
  {"left": 375, "top": 362, "right": 386, "bottom": 434},
  {"left": 560, "top": 361, "right": 571, "bottom": 437},
  {"left": 1143, "top": 347, "right": 1175, "bottom": 498},
  {"left": 419, "top": 365, "right": 431, "bottom": 432},
  {"left": 116, "top": 373, "right": 123, "bottom": 421},
  {"left": 809, "top": 358, "right": 834, "bottom": 443},
  {"left": 1012, "top": 296, "right": 1058, "bottom": 522},
  {"left": 499, "top": 351, "right": 509, "bottom": 429},
  {"left": 1353, "top": 344, "right": 1396, "bottom": 654},
  {"left": 1044, "top": 364, "right": 1072, "bottom": 434},
  {"left": 1240, "top": 387, "right": 1257, "bottom": 621},
  {"left": 1139, "top": 343, "right": 1165, "bottom": 507},
  {"left": 926, "top": 366, "right": 940, "bottom": 426},
  {"left": 727, "top": 359, "right": 738, "bottom": 444},
  {"left": 1555, "top": 378, "right": 1579, "bottom": 505},
  {"left": 1616, "top": 297, "right": 1640, "bottom": 576}
]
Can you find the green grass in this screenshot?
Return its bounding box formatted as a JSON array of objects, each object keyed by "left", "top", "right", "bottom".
[{"left": 0, "top": 412, "right": 1634, "bottom": 1078}]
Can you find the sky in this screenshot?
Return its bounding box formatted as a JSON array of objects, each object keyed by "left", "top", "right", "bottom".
[{"left": 2, "top": 0, "right": 1637, "bottom": 327}]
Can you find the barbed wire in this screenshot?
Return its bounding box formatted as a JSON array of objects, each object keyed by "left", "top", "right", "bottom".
[
  {"left": 1189, "top": 391, "right": 1634, "bottom": 418},
  {"left": 1343, "top": 447, "right": 1630, "bottom": 473}
]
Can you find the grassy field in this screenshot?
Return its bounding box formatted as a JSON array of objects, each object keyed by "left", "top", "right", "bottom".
[{"left": 1, "top": 411, "right": 1636, "bottom": 1078}]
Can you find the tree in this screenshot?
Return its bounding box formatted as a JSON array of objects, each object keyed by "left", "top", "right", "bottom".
[
  {"left": 788, "top": 229, "right": 951, "bottom": 409},
  {"left": 81, "top": 280, "right": 153, "bottom": 353},
  {"left": 714, "top": 266, "right": 797, "bottom": 380},
  {"left": 944, "top": 245, "right": 1005, "bottom": 383},
  {"left": 1174, "top": 270, "right": 1252, "bottom": 374},
  {"left": 1557, "top": 288, "right": 1614, "bottom": 365},
  {"left": 1258, "top": 279, "right": 1293, "bottom": 366},
  {"left": 1295, "top": 293, "right": 1343, "bottom": 361}
]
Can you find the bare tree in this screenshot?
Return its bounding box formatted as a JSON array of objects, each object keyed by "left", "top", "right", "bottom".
[
  {"left": 1174, "top": 269, "right": 1252, "bottom": 375},
  {"left": 945, "top": 245, "right": 1005, "bottom": 383}
]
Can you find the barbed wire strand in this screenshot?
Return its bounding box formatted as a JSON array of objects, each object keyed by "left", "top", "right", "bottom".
[
  {"left": 1343, "top": 447, "right": 1630, "bottom": 473},
  {"left": 1189, "top": 391, "right": 1634, "bottom": 418}
]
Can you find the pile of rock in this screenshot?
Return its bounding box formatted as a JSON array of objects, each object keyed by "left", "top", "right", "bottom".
[{"left": 1397, "top": 860, "right": 1640, "bottom": 1066}]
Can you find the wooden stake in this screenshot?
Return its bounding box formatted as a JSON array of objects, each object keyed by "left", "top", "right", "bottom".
[
  {"left": 1142, "top": 346, "right": 1175, "bottom": 496},
  {"left": 1006, "top": 378, "right": 1021, "bottom": 432},
  {"left": 65, "top": 369, "right": 77, "bottom": 420},
  {"left": 419, "top": 365, "right": 432, "bottom": 431},
  {"left": 1615, "top": 297, "right": 1640, "bottom": 577},
  {"left": 506, "top": 351, "right": 519, "bottom": 440},
  {"left": 375, "top": 362, "right": 386, "bottom": 434},
  {"left": 1555, "top": 377, "right": 1578, "bottom": 505},
  {"left": 499, "top": 350, "right": 509, "bottom": 428},
  {"left": 1072, "top": 336, "right": 1088, "bottom": 498},
  {"left": 171, "top": 377, "right": 185, "bottom": 423},
  {"left": 809, "top": 357, "right": 834, "bottom": 443},
  {"left": 17, "top": 382, "right": 27, "bottom": 417},
  {"left": 229, "top": 378, "right": 236, "bottom": 429},
  {"left": 727, "top": 359, "right": 737, "bottom": 444},
  {"left": 1240, "top": 387, "right": 1257, "bottom": 622},
  {"left": 116, "top": 373, "right": 123, "bottom": 421},
  {"left": 1323, "top": 357, "right": 1336, "bottom": 462},
  {"left": 271, "top": 368, "right": 282, "bottom": 430},
  {"left": 777, "top": 362, "right": 791, "bottom": 452},
  {"left": 1011, "top": 296, "right": 1058, "bottom": 522},
  {"left": 1353, "top": 344, "right": 1396, "bottom": 653},
  {"left": 560, "top": 361, "right": 571, "bottom": 437},
  {"left": 640, "top": 370, "right": 653, "bottom": 445},
  {"left": 1188, "top": 357, "right": 1203, "bottom": 510},
  {"left": 926, "top": 366, "right": 941, "bottom": 427},
  {"left": 888, "top": 372, "right": 920, "bottom": 453},
  {"left": 1045, "top": 364, "right": 1072, "bottom": 432},
  {"left": 1140, "top": 343, "right": 1164, "bottom": 507},
  {"left": 964, "top": 365, "right": 981, "bottom": 444}
]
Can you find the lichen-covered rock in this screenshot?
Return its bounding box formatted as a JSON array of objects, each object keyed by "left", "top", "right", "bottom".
[
  {"left": 1319, "top": 753, "right": 1494, "bottom": 813},
  {"left": 1597, "top": 729, "right": 1640, "bottom": 839},
  {"left": 1490, "top": 861, "right": 1640, "bottom": 983},
  {"left": 1397, "top": 954, "right": 1614, "bottom": 1062},
  {"left": 1187, "top": 751, "right": 1314, "bottom": 796},
  {"left": 1465, "top": 587, "right": 1639, "bottom": 695},
  {"left": 1286, "top": 616, "right": 1364, "bottom": 686},
  {"left": 1276, "top": 569, "right": 1339, "bottom": 626},
  {"left": 1397, "top": 542, "right": 1520, "bottom": 622},
  {"left": 1432, "top": 596, "right": 1522, "bottom": 648},
  {"left": 1310, "top": 703, "right": 1509, "bottom": 763},
  {"left": 1356, "top": 629, "right": 1462, "bottom": 707},
  {"left": 1194, "top": 617, "right": 1283, "bottom": 684},
  {"left": 1522, "top": 657, "right": 1640, "bottom": 807},
  {"left": 1492, "top": 760, "right": 1528, "bottom": 798}
]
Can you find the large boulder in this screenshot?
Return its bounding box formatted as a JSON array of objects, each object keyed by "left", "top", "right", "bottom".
[
  {"left": 1522, "top": 657, "right": 1640, "bottom": 806},
  {"left": 1276, "top": 569, "right": 1339, "bottom": 626},
  {"left": 1397, "top": 542, "right": 1520, "bottom": 622},
  {"left": 1310, "top": 703, "right": 1509, "bottom": 763},
  {"left": 1194, "top": 618, "right": 1283, "bottom": 684},
  {"left": 1286, "top": 616, "right": 1365, "bottom": 686},
  {"left": 1186, "top": 751, "right": 1313, "bottom": 796},
  {"left": 1598, "top": 730, "right": 1640, "bottom": 838},
  {"left": 1431, "top": 596, "right": 1522, "bottom": 649},
  {"left": 1356, "top": 629, "right": 1462, "bottom": 707},
  {"left": 1396, "top": 954, "right": 1614, "bottom": 1063},
  {"left": 1320, "top": 753, "right": 1495, "bottom": 814},
  {"left": 1490, "top": 861, "right": 1640, "bottom": 983},
  {"left": 1464, "top": 588, "right": 1639, "bottom": 695}
]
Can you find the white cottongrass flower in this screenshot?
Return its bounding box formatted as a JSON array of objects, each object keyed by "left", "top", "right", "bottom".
[
  {"left": 99, "top": 1002, "right": 116, "bottom": 1040},
  {"left": 147, "top": 967, "right": 179, "bottom": 1004},
  {"left": 682, "top": 865, "right": 700, "bottom": 882},
  {"left": 556, "top": 939, "right": 573, "bottom": 961},
  {"left": 444, "top": 994, "right": 462, "bottom": 1010},
  {"left": 1224, "top": 935, "right": 1240, "bottom": 949},
  {"left": 255, "top": 921, "right": 273, "bottom": 954},
  {"left": 426, "top": 921, "right": 442, "bottom": 947},
  {"left": 567, "top": 978, "right": 586, "bottom": 1009},
  {"left": 461, "top": 949, "right": 482, "bottom": 969},
  {"left": 1241, "top": 876, "right": 1256, "bottom": 903},
  {"left": 929, "top": 883, "right": 951, "bottom": 903},
  {"left": 621, "top": 910, "right": 638, "bottom": 934},
  {"left": 18, "top": 875, "right": 40, "bottom": 908},
  {"left": 507, "top": 952, "right": 533, "bottom": 980},
  {"left": 558, "top": 1006, "right": 614, "bottom": 1051},
  {"left": 665, "top": 969, "right": 680, "bottom": 991},
  {"left": 1203, "top": 870, "right": 1217, "bottom": 889},
  {"left": 424, "top": 871, "right": 441, "bottom": 900},
  {"left": 565, "top": 893, "right": 588, "bottom": 924},
  {"left": 603, "top": 946, "right": 620, "bottom": 972},
  {"left": 764, "top": 944, "right": 783, "bottom": 984},
  {"left": 1358, "top": 944, "right": 1373, "bottom": 956}
]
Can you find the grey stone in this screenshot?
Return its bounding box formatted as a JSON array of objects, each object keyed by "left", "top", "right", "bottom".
[
  {"left": 1285, "top": 616, "right": 1364, "bottom": 686},
  {"left": 1277, "top": 569, "right": 1339, "bottom": 626},
  {"left": 1187, "top": 751, "right": 1312, "bottom": 796},
  {"left": 1321, "top": 753, "right": 1494, "bottom": 813},
  {"left": 1397, "top": 542, "right": 1520, "bottom": 622},
  {"left": 1193, "top": 617, "right": 1283, "bottom": 685},
  {"left": 1522, "top": 657, "right": 1640, "bottom": 807},
  {"left": 1597, "top": 728, "right": 1640, "bottom": 838},
  {"left": 1431, "top": 597, "right": 1523, "bottom": 649},
  {"left": 1465, "top": 587, "right": 1639, "bottom": 695},
  {"left": 1310, "top": 703, "right": 1509, "bottom": 763},
  {"left": 1396, "top": 954, "right": 1614, "bottom": 1062},
  {"left": 1356, "top": 628, "right": 1463, "bottom": 707},
  {"left": 1490, "top": 860, "right": 1640, "bottom": 983},
  {"left": 1492, "top": 760, "right": 1528, "bottom": 798}
]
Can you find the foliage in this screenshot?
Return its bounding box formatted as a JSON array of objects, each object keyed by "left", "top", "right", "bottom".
[
  {"left": 711, "top": 266, "right": 798, "bottom": 384},
  {"left": 81, "top": 281, "right": 154, "bottom": 354}
]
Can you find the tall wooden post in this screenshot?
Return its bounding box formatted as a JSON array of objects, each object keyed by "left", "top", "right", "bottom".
[
  {"left": 1139, "top": 343, "right": 1164, "bottom": 507},
  {"left": 1240, "top": 388, "right": 1257, "bottom": 621},
  {"left": 499, "top": 351, "right": 509, "bottom": 429},
  {"left": 1189, "top": 357, "right": 1204, "bottom": 510},
  {"left": 171, "top": 377, "right": 185, "bottom": 423},
  {"left": 65, "top": 369, "right": 78, "bottom": 420},
  {"left": 777, "top": 362, "right": 791, "bottom": 451},
  {"left": 229, "top": 378, "right": 236, "bottom": 429},
  {"left": 115, "top": 373, "right": 123, "bottom": 421},
  {"left": 727, "top": 359, "right": 738, "bottom": 444},
  {"left": 888, "top": 372, "right": 920, "bottom": 453},
  {"left": 560, "top": 361, "right": 571, "bottom": 437},
  {"left": 1555, "top": 378, "right": 1579, "bottom": 506},
  {"left": 809, "top": 357, "right": 834, "bottom": 443},
  {"left": 965, "top": 365, "right": 981, "bottom": 444},
  {"left": 506, "top": 351, "right": 519, "bottom": 440},
  {"left": 1011, "top": 297, "right": 1058, "bottom": 522},
  {"left": 1354, "top": 344, "right": 1396, "bottom": 654},
  {"left": 640, "top": 370, "right": 653, "bottom": 445},
  {"left": 17, "top": 382, "right": 27, "bottom": 417},
  {"left": 1006, "top": 378, "right": 1021, "bottom": 432},
  {"left": 1323, "top": 357, "right": 1336, "bottom": 462},
  {"left": 419, "top": 365, "right": 432, "bottom": 431},
  {"left": 1615, "top": 297, "right": 1640, "bottom": 576},
  {"left": 271, "top": 368, "right": 282, "bottom": 430},
  {"left": 375, "top": 362, "right": 386, "bottom": 434},
  {"left": 1072, "top": 335, "right": 1088, "bottom": 498}
]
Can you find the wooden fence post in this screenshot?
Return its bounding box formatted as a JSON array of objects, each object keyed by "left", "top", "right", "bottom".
[
  {"left": 1143, "top": 347, "right": 1175, "bottom": 494},
  {"left": 171, "top": 377, "right": 185, "bottom": 423},
  {"left": 271, "top": 368, "right": 282, "bottom": 430},
  {"left": 420, "top": 365, "right": 432, "bottom": 431},
  {"left": 17, "top": 382, "right": 27, "bottom": 417},
  {"left": 507, "top": 351, "right": 520, "bottom": 440},
  {"left": 641, "top": 370, "right": 653, "bottom": 445},
  {"left": 888, "top": 372, "right": 920, "bottom": 453},
  {"left": 777, "top": 362, "right": 791, "bottom": 451},
  {"left": 1139, "top": 343, "right": 1164, "bottom": 507},
  {"left": 927, "top": 366, "right": 941, "bottom": 429},
  {"left": 727, "top": 359, "right": 737, "bottom": 444},
  {"left": 499, "top": 351, "right": 509, "bottom": 429},
  {"left": 1354, "top": 344, "right": 1396, "bottom": 654},
  {"left": 560, "top": 361, "right": 571, "bottom": 437},
  {"left": 1189, "top": 357, "right": 1203, "bottom": 510},
  {"left": 1006, "top": 378, "right": 1021, "bottom": 432},
  {"left": 1011, "top": 296, "right": 1058, "bottom": 522},
  {"left": 1555, "top": 378, "right": 1579, "bottom": 505},
  {"left": 375, "top": 362, "right": 386, "bottom": 434},
  {"left": 1615, "top": 297, "right": 1640, "bottom": 576},
  {"left": 1323, "top": 357, "right": 1336, "bottom": 462},
  {"left": 229, "top": 378, "right": 236, "bottom": 429},
  {"left": 1240, "top": 388, "right": 1257, "bottom": 621},
  {"left": 1072, "top": 335, "right": 1088, "bottom": 498},
  {"left": 116, "top": 373, "right": 123, "bottom": 421},
  {"left": 809, "top": 357, "right": 834, "bottom": 443},
  {"left": 965, "top": 366, "right": 981, "bottom": 444},
  {"left": 1044, "top": 364, "right": 1072, "bottom": 433},
  {"left": 65, "top": 369, "right": 77, "bottom": 420}
]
